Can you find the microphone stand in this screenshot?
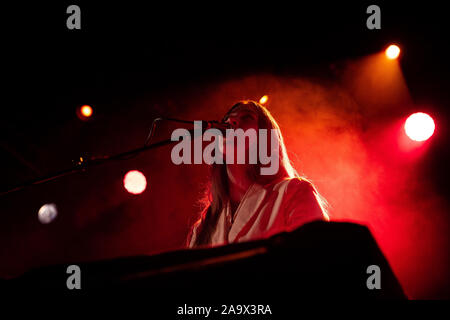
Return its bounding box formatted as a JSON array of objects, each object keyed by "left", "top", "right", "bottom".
[{"left": 0, "top": 128, "right": 197, "bottom": 197}]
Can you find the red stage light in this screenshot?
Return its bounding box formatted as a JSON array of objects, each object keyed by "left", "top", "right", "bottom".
[
  {"left": 404, "top": 112, "right": 435, "bottom": 142},
  {"left": 77, "top": 105, "right": 93, "bottom": 120},
  {"left": 81, "top": 105, "right": 93, "bottom": 117},
  {"left": 123, "top": 170, "right": 147, "bottom": 195}
]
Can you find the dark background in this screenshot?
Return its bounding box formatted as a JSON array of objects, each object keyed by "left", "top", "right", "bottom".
[{"left": 1, "top": 2, "right": 449, "bottom": 299}]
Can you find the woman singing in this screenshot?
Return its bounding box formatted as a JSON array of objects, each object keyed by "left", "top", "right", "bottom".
[{"left": 187, "top": 100, "right": 329, "bottom": 248}]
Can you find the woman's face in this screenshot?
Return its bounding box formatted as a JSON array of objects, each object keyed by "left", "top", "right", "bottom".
[{"left": 221, "top": 104, "right": 259, "bottom": 158}]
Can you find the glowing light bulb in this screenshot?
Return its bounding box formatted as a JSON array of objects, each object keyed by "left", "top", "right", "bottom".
[
  {"left": 38, "top": 203, "right": 58, "bottom": 224},
  {"left": 386, "top": 44, "right": 400, "bottom": 60},
  {"left": 123, "top": 170, "right": 147, "bottom": 195},
  {"left": 404, "top": 112, "right": 435, "bottom": 142},
  {"left": 81, "top": 105, "right": 93, "bottom": 117},
  {"left": 259, "top": 95, "right": 269, "bottom": 104}
]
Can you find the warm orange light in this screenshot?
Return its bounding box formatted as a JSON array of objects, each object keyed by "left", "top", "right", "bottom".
[
  {"left": 123, "top": 170, "right": 147, "bottom": 195},
  {"left": 80, "top": 105, "right": 93, "bottom": 117},
  {"left": 259, "top": 95, "right": 268, "bottom": 104},
  {"left": 404, "top": 112, "right": 435, "bottom": 142},
  {"left": 385, "top": 45, "right": 400, "bottom": 60}
]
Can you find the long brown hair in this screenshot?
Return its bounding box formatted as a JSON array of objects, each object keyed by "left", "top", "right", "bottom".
[{"left": 187, "top": 100, "right": 327, "bottom": 247}]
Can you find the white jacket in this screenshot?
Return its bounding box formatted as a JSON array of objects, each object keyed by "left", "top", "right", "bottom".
[{"left": 188, "top": 177, "right": 328, "bottom": 248}]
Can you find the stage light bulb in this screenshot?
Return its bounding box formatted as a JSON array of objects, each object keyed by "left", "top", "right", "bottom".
[
  {"left": 38, "top": 203, "right": 58, "bottom": 224},
  {"left": 404, "top": 112, "right": 435, "bottom": 142},
  {"left": 81, "top": 105, "right": 93, "bottom": 117},
  {"left": 259, "top": 95, "right": 268, "bottom": 104},
  {"left": 123, "top": 170, "right": 147, "bottom": 195},
  {"left": 386, "top": 45, "right": 400, "bottom": 60}
]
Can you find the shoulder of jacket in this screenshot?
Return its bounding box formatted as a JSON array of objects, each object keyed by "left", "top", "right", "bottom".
[
  {"left": 286, "top": 179, "right": 319, "bottom": 203},
  {"left": 257, "top": 177, "right": 313, "bottom": 199},
  {"left": 272, "top": 177, "right": 313, "bottom": 192}
]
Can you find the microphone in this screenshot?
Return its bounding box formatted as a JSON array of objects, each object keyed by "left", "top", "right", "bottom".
[{"left": 201, "top": 120, "right": 232, "bottom": 135}]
